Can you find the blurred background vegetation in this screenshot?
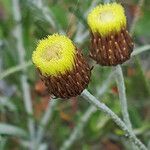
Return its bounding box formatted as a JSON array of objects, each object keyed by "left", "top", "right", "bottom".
[{"left": 0, "top": 0, "right": 150, "bottom": 150}]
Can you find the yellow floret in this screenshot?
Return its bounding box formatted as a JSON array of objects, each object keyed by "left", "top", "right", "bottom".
[
  {"left": 32, "top": 34, "right": 76, "bottom": 76},
  {"left": 87, "top": 3, "right": 126, "bottom": 37}
]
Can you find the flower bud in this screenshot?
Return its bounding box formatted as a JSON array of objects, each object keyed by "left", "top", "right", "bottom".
[
  {"left": 87, "top": 3, "right": 134, "bottom": 66},
  {"left": 32, "top": 34, "right": 91, "bottom": 99}
]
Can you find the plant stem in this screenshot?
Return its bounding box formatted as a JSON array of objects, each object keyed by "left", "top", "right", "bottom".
[
  {"left": 115, "top": 65, "right": 138, "bottom": 149},
  {"left": 12, "top": 0, "right": 35, "bottom": 149},
  {"left": 30, "top": 0, "right": 58, "bottom": 31},
  {"left": 0, "top": 61, "right": 32, "bottom": 80},
  {"left": 96, "top": 70, "right": 115, "bottom": 95},
  {"left": 115, "top": 65, "right": 132, "bottom": 129},
  {"left": 132, "top": 45, "right": 150, "bottom": 57},
  {"left": 33, "top": 0, "right": 55, "bottom": 28},
  {"left": 36, "top": 99, "right": 58, "bottom": 147},
  {"left": 60, "top": 105, "right": 96, "bottom": 150},
  {"left": 81, "top": 89, "right": 147, "bottom": 150},
  {"left": 60, "top": 73, "right": 113, "bottom": 150}
]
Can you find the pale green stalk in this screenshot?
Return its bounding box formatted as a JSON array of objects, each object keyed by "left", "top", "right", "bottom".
[
  {"left": 12, "top": 0, "right": 35, "bottom": 149},
  {"left": 115, "top": 66, "right": 132, "bottom": 129},
  {"left": 60, "top": 73, "right": 113, "bottom": 150},
  {"left": 36, "top": 99, "right": 58, "bottom": 149},
  {"left": 81, "top": 90, "right": 147, "bottom": 150},
  {"left": 115, "top": 65, "right": 138, "bottom": 150},
  {"left": 60, "top": 105, "right": 96, "bottom": 150},
  {"left": 132, "top": 45, "right": 150, "bottom": 57},
  {"left": 0, "top": 61, "right": 32, "bottom": 80}
]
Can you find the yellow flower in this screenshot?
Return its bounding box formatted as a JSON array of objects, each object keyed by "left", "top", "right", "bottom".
[
  {"left": 87, "top": 3, "right": 134, "bottom": 66},
  {"left": 32, "top": 34, "right": 75, "bottom": 76},
  {"left": 87, "top": 3, "right": 126, "bottom": 37},
  {"left": 32, "top": 34, "right": 91, "bottom": 99}
]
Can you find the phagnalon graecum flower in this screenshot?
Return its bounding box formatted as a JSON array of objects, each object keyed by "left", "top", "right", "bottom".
[
  {"left": 32, "top": 34, "right": 91, "bottom": 99},
  {"left": 87, "top": 3, "right": 134, "bottom": 66}
]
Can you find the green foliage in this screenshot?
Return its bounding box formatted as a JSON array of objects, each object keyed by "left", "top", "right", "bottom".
[
  {"left": 0, "top": 0, "right": 149, "bottom": 149},
  {"left": 135, "top": 10, "right": 150, "bottom": 37}
]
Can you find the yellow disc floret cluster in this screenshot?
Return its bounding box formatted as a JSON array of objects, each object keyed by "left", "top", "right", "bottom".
[
  {"left": 87, "top": 3, "right": 126, "bottom": 37},
  {"left": 32, "top": 34, "right": 76, "bottom": 76}
]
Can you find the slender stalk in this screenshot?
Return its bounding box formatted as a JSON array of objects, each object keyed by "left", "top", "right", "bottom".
[
  {"left": 115, "top": 65, "right": 138, "bottom": 149},
  {"left": 132, "top": 45, "right": 150, "bottom": 57},
  {"left": 148, "top": 141, "right": 150, "bottom": 150},
  {"left": 81, "top": 89, "right": 147, "bottom": 150},
  {"left": 114, "top": 0, "right": 146, "bottom": 148},
  {"left": 32, "top": 0, "right": 56, "bottom": 29},
  {"left": 36, "top": 99, "right": 58, "bottom": 147},
  {"left": 60, "top": 106, "right": 96, "bottom": 150},
  {"left": 12, "top": 0, "right": 35, "bottom": 149},
  {"left": 60, "top": 73, "right": 114, "bottom": 150},
  {"left": 30, "top": 0, "right": 65, "bottom": 34},
  {"left": 0, "top": 61, "right": 32, "bottom": 80},
  {"left": 117, "top": 0, "right": 145, "bottom": 148},
  {"left": 115, "top": 65, "right": 132, "bottom": 129},
  {"left": 96, "top": 70, "right": 115, "bottom": 95}
]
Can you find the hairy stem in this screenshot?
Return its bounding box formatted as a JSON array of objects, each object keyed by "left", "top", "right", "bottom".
[
  {"left": 115, "top": 65, "right": 138, "bottom": 149},
  {"left": 0, "top": 61, "right": 32, "bottom": 80},
  {"left": 115, "top": 65, "right": 132, "bottom": 129},
  {"left": 132, "top": 45, "right": 150, "bottom": 57},
  {"left": 81, "top": 90, "right": 147, "bottom": 150},
  {"left": 12, "top": 0, "right": 35, "bottom": 149},
  {"left": 36, "top": 99, "right": 57, "bottom": 147},
  {"left": 60, "top": 105, "right": 96, "bottom": 150},
  {"left": 60, "top": 73, "right": 113, "bottom": 150}
]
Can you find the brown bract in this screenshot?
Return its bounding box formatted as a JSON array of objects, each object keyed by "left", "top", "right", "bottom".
[
  {"left": 38, "top": 49, "right": 91, "bottom": 99},
  {"left": 90, "top": 28, "right": 134, "bottom": 66}
]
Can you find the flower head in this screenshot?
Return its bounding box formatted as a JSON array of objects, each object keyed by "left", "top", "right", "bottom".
[
  {"left": 87, "top": 3, "right": 134, "bottom": 66},
  {"left": 32, "top": 34, "right": 91, "bottom": 99},
  {"left": 32, "top": 34, "right": 75, "bottom": 76},
  {"left": 87, "top": 3, "right": 126, "bottom": 37}
]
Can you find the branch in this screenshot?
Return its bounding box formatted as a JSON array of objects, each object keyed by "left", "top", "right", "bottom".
[
  {"left": 60, "top": 73, "right": 113, "bottom": 150},
  {"left": 132, "top": 45, "right": 150, "bottom": 57},
  {"left": 36, "top": 99, "right": 58, "bottom": 148},
  {"left": 12, "top": 0, "right": 35, "bottom": 149},
  {"left": 115, "top": 65, "right": 138, "bottom": 149},
  {"left": 60, "top": 105, "right": 96, "bottom": 150},
  {"left": 81, "top": 89, "right": 147, "bottom": 150},
  {"left": 0, "top": 61, "right": 32, "bottom": 80},
  {"left": 115, "top": 66, "right": 132, "bottom": 128}
]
